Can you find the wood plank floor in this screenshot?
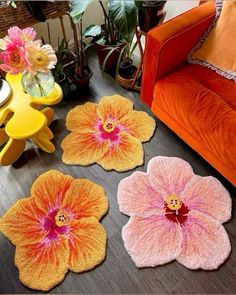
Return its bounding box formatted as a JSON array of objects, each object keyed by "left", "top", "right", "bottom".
[{"left": 0, "top": 54, "right": 235, "bottom": 294}]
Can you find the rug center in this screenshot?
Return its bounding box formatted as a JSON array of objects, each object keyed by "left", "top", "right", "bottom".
[
  {"left": 55, "top": 210, "right": 70, "bottom": 227},
  {"left": 165, "top": 194, "right": 189, "bottom": 225},
  {"left": 103, "top": 121, "right": 116, "bottom": 133}
]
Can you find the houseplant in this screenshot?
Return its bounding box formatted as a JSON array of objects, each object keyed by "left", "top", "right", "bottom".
[
  {"left": 109, "top": 0, "right": 138, "bottom": 80},
  {"left": 52, "top": 38, "right": 70, "bottom": 97},
  {"left": 70, "top": 0, "right": 123, "bottom": 74},
  {"left": 66, "top": 11, "right": 93, "bottom": 89}
]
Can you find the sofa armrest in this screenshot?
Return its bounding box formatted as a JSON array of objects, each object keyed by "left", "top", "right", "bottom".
[{"left": 141, "top": 2, "right": 216, "bottom": 107}]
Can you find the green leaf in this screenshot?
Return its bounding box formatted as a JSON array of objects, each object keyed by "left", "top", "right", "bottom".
[
  {"left": 108, "top": 0, "right": 138, "bottom": 43},
  {"left": 135, "top": 1, "right": 143, "bottom": 10},
  {"left": 70, "top": 0, "right": 94, "bottom": 23},
  {"left": 83, "top": 25, "right": 102, "bottom": 37}
]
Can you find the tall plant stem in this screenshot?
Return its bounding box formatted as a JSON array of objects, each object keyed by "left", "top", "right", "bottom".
[{"left": 98, "top": 0, "right": 115, "bottom": 44}]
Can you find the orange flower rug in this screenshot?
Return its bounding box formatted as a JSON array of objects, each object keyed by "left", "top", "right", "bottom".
[
  {"left": 61, "top": 95, "right": 156, "bottom": 171},
  {"left": 0, "top": 170, "right": 108, "bottom": 291}
]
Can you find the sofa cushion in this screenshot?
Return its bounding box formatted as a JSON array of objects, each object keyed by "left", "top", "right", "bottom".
[
  {"left": 153, "top": 63, "right": 236, "bottom": 168},
  {"left": 189, "top": 1, "right": 236, "bottom": 82}
]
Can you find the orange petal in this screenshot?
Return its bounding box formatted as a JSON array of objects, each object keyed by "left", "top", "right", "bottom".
[
  {"left": 66, "top": 102, "right": 98, "bottom": 132},
  {"left": 31, "top": 170, "right": 73, "bottom": 213},
  {"left": 97, "top": 133, "right": 144, "bottom": 171},
  {"left": 0, "top": 197, "right": 46, "bottom": 246},
  {"left": 15, "top": 236, "right": 69, "bottom": 291},
  {"left": 62, "top": 179, "right": 108, "bottom": 220},
  {"left": 68, "top": 217, "right": 107, "bottom": 273},
  {"left": 61, "top": 132, "right": 109, "bottom": 165},
  {"left": 97, "top": 95, "right": 133, "bottom": 122},
  {"left": 119, "top": 110, "right": 156, "bottom": 142}
]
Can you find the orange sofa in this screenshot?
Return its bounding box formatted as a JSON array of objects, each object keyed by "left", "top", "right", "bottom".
[{"left": 141, "top": 2, "right": 236, "bottom": 186}]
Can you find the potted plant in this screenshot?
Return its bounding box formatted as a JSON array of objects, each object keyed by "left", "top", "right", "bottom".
[
  {"left": 136, "top": 0, "right": 167, "bottom": 32},
  {"left": 70, "top": 0, "right": 123, "bottom": 74},
  {"left": 66, "top": 8, "right": 93, "bottom": 89},
  {"left": 108, "top": 0, "right": 138, "bottom": 81},
  {"left": 52, "top": 38, "right": 70, "bottom": 98}
]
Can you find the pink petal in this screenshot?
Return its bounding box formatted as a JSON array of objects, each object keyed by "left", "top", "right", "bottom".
[
  {"left": 177, "top": 210, "right": 231, "bottom": 270},
  {"left": 118, "top": 171, "right": 165, "bottom": 217},
  {"left": 148, "top": 157, "right": 194, "bottom": 198},
  {"left": 122, "top": 215, "right": 183, "bottom": 267},
  {"left": 180, "top": 176, "right": 232, "bottom": 224}
]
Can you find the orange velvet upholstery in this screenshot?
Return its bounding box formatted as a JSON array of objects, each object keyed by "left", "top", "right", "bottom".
[{"left": 141, "top": 2, "right": 236, "bottom": 186}]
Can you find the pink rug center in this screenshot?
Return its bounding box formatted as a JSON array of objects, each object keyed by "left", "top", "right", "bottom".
[
  {"left": 99, "top": 121, "right": 120, "bottom": 142},
  {"left": 42, "top": 207, "right": 69, "bottom": 240}
]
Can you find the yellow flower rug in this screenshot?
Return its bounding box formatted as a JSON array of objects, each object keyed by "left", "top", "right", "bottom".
[
  {"left": 0, "top": 170, "right": 108, "bottom": 291},
  {"left": 61, "top": 95, "right": 156, "bottom": 171}
]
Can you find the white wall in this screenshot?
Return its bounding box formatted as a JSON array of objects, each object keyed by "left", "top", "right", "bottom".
[{"left": 165, "top": 1, "right": 198, "bottom": 20}]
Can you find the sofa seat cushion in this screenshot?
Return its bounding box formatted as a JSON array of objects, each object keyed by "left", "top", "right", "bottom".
[{"left": 153, "top": 63, "right": 236, "bottom": 169}]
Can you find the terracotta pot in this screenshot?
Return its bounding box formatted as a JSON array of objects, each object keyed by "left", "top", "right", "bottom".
[
  {"left": 94, "top": 42, "right": 126, "bottom": 74},
  {"left": 66, "top": 65, "right": 93, "bottom": 89},
  {"left": 138, "top": 1, "right": 167, "bottom": 32}
]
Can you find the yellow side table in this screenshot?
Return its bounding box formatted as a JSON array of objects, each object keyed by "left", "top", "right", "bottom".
[{"left": 0, "top": 73, "right": 63, "bottom": 165}]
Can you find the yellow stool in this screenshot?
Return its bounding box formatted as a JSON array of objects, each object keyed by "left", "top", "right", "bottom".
[{"left": 0, "top": 73, "right": 63, "bottom": 165}]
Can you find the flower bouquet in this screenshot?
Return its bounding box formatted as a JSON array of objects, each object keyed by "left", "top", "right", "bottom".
[{"left": 0, "top": 26, "right": 57, "bottom": 97}]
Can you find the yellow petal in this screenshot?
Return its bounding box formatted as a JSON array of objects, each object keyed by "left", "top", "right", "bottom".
[
  {"left": 68, "top": 217, "right": 107, "bottom": 273},
  {"left": 31, "top": 170, "right": 73, "bottom": 213},
  {"left": 97, "top": 133, "right": 144, "bottom": 172},
  {"left": 62, "top": 179, "right": 108, "bottom": 220},
  {"left": 0, "top": 197, "right": 46, "bottom": 246},
  {"left": 15, "top": 237, "right": 69, "bottom": 291},
  {"left": 97, "top": 95, "right": 133, "bottom": 122},
  {"left": 66, "top": 102, "right": 98, "bottom": 132},
  {"left": 119, "top": 110, "right": 156, "bottom": 142},
  {"left": 61, "top": 132, "right": 109, "bottom": 165}
]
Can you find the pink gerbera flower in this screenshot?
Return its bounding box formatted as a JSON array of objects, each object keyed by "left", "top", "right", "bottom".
[{"left": 118, "top": 156, "right": 232, "bottom": 270}]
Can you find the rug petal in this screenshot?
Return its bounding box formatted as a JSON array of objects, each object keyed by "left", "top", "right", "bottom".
[
  {"left": 119, "top": 110, "right": 156, "bottom": 142},
  {"left": 62, "top": 179, "right": 108, "bottom": 220},
  {"left": 0, "top": 197, "right": 46, "bottom": 246},
  {"left": 31, "top": 170, "right": 73, "bottom": 213},
  {"left": 180, "top": 176, "right": 232, "bottom": 224},
  {"left": 148, "top": 157, "right": 195, "bottom": 198},
  {"left": 118, "top": 171, "right": 164, "bottom": 217},
  {"left": 15, "top": 236, "right": 69, "bottom": 291},
  {"left": 97, "top": 95, "right": 133, "bottom": 121},
  {"left": 61, "top": 131, "right": 109, "bottom": 165},
  {"left": 177, "top": 210, "right": 231, "bottom": 270},
  {"left": 68, "top": 217, "right": 107, "bottom": 272},
  {"left": 66, "top": 102, "right": 98, "bottom": 132},
  {"left": 97, "top": 133, "right": 144, "bottom": 172},
  {"left": 122, "top": 216, "right": 183, "bottom": 267}
]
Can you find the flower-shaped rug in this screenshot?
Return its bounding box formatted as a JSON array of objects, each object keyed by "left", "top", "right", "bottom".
[
  {"left": 118, "top": 156, "right": 232, "bottom": 270},
  {"left": 0, "top": 170, "right": 108, "bottom": 291},
  {"left": 61, "top": 95, "right": 156, "bottom": 172}
]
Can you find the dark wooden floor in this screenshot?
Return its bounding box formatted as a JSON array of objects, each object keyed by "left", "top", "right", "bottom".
[{"left": 0, "top": 53, "right": 235, "bottom": 294}]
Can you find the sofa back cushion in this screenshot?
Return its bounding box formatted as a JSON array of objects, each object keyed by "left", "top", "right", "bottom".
[{"left": 188, "top": 1, "right": 236, "bottom": 82}]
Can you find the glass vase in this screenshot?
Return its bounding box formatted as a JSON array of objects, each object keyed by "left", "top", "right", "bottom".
[{"left": 21, "top": 71, "right": 55, "bottom": 97}]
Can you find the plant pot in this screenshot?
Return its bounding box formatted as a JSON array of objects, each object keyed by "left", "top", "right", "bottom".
[
  {"left": 117, "top": 67, "right": 141, "bottom": 92},
  {"left": 119, "top": 58, "right": 136, "bottom": 79},
  {"left": 66, "top": 64, "right": 93, "bottom": 89},
  {"left": 139, "top": 1, "right": 167, "bottom": 32},
  {"left": 56, "top": 72, "right": 70, "bottom": 98},
  {"left": 94, "top": 42, "right": 126, "bottom": 74}
]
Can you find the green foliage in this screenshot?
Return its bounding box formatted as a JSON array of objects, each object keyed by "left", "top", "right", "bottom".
[
  {"left": 108, "top": 0, "right": 138, "bottom": 43},
  {"left": 53, "top": 39, "right": 70, "bottom": 81},
  {"left": 83, "top": 25, "right": 102, "bottom": 38},
  {"left": 70, "top": 0, "right": 94, "bottom": 23}
]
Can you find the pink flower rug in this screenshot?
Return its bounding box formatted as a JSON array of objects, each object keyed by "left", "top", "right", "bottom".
[{"left": 118, "top": 156, "right": 232, "bottom": 270}]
